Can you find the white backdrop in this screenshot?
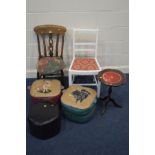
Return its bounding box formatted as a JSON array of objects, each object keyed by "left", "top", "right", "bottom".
[{"left": 26, "top": 0, "right": 129, "bottom": 78}]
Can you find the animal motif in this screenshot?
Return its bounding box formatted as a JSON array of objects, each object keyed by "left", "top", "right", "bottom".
[
  {"left": 37, "top": 81, "right": 51, "bottom": 93},
  {"left": 72, "top": 89, "right": 90, "bottom": 102}
]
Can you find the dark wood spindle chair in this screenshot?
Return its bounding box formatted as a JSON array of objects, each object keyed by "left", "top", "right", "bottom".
[{"left": 34, "top": 25, "right": 67, "bottom": 86}]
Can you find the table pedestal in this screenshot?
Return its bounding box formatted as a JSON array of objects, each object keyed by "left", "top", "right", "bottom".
[{"left": 100, "top": 86, "right": 122, "bottom": 115}]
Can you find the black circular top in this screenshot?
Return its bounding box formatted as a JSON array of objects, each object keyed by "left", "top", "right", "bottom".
[
  {"left": 98, "top": 69, "right": 126, "bottom": 86},
  {"left": 28, "top": 102, "right": 59, "bottom": 125}
]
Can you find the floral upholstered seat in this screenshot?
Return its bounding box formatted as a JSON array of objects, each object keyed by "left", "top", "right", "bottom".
[
  {"left": 37, "top": 57, "right": 65, "bottom": 74},
  {"left": 71, "top": 58, "right": 99, "bottom": 71}
]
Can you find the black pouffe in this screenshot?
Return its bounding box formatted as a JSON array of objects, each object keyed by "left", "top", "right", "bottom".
[{"left": 28, "top": 102, "right": 60, "bottom": 139}]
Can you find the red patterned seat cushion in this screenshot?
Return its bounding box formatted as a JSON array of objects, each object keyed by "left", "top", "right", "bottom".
[
  {"left": 102, "top": 71, "right": 122, "bottom": 85},
  {"left": 71, "top": 58, "right": 99, "bottom": 70}
]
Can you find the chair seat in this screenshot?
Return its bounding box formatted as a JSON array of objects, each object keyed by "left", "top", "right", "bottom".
[
  {"left": 37, "top": 57, "right": 65, "bottom": 74},
  {"left": 71, "top": 58, "right": 99, "bottom": 71}
]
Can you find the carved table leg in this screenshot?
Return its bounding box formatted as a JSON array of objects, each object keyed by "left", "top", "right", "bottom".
[
  {"left": 99, "top": 86, "right": 122, "bottom": 115},
  {"left": 101, "top": 99, "right": 109, "bottom": 115},
  {"left": 110, "top": 98, "right": 122, "bottom": 108}
]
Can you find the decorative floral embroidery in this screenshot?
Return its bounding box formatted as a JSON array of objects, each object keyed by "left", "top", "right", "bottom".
[
  {"left": 71, "top": 58, "right": 99, "bottom": 70},
  {"left": 38, "top": 57, "right": 65, "bottom": 74}
]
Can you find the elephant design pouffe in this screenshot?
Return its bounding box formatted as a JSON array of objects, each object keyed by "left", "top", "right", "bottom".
[{"left": 61, "top": 85, "right": 97, "bottom": 123}]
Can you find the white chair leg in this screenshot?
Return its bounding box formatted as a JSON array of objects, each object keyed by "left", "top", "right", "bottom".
[
  {"left": 97, "top": 81, "right": 101, "bottom": 98},
  {"left": 69, "top": 72, "right": 72, "bottom": 86},
  {"left": 73, "top": 75, "right": 75, "bottom": 83}
]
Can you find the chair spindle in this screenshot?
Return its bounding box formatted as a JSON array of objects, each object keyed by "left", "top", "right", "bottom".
[
  {"left": 49, "top": 33, "right": 53, "bottom": 57},
  {"left": 42, "top": 35, "right": 47, "bottom": 56}
]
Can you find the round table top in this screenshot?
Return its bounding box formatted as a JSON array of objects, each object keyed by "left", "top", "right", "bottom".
[{"left": 98, "top": 69, "right": 126, "bottom": 86}]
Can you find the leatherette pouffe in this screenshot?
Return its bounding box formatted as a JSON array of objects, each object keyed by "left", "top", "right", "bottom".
[{"left": 28, "top": 101, "right": 60, "bottom": 139}]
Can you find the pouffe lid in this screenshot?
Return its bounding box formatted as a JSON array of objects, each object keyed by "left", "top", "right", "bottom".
[
  {"left": 61, "top": 85, "right": 96, "bottom": 110},
  {"left": 30, "top": 79, "right": 61, "bottom": 98},
  {"left": 28, "top": 102, "right": 59, "bottom": 126}
]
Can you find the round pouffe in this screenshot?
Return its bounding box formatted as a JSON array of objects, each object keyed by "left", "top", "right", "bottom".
[
  {"left": 62, "top": 102, "right": 96, "bottom": 123},
  {"left": 61, "top": 85, "right": 97, "bottom": 123},
  {"left": 28, "top": 102, "right": 61, "bottom": 139}
]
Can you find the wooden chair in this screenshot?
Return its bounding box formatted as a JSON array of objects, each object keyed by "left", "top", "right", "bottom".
[
  {"left": 34, "top": 24, "right": 67, "bottom": 85},
  {"left": 68, "top": 28, "right": 101, "bottom": 97}
]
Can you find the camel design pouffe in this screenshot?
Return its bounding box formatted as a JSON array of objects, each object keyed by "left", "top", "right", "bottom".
[
  {"left": 28, "top": 101, "right": 61, "bottom": 139},
  {"left": 61, "top": 85, "right": 97, "bottom": 123},
  {"left": 30, "top": 79, "right": 61, "bottom": 104}
]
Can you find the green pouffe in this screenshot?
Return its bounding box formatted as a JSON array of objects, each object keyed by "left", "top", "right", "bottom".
[{"left": 61, "top": 85, "right": 97, "bottom": 123}]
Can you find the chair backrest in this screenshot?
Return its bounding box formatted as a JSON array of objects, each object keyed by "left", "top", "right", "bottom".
[
  {"left": 34, "top": 25, "right": 67, "bottom": 59},
  {"left": 73, "top": 28, "right": 98, "bottom": 59}
]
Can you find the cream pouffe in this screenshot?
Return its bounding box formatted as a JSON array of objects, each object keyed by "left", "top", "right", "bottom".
[
  {"left": 61, "top": 85, "right": 97, "bottom": 123},
  {"left": 30, "top": 79, "right": 62, "bottom": 104}
]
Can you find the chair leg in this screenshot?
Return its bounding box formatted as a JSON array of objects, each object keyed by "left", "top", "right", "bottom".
[
  {"left": 37, "top": 72, "right": 40, "bottom": 79},
  {"left": 60, "top": 70, "right": 65, "bottom": 86},
  {"left": 72, "top": 75, "right": 75, "bottom": 83},
  {"left": 69, "top": 72, "right": 72, "bottom": 86},
  {"left": 97, "top": 81, "right": 101, "bottom": 98}
]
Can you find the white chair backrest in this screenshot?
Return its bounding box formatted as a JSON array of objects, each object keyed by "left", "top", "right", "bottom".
[{"left": 73, "top": 28, "right": 98, "bottom": 58}]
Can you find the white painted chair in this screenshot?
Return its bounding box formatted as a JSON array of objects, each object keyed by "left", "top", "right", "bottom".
[{"left": 68, "top": 28, "right": 102, "bottom": 97}]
